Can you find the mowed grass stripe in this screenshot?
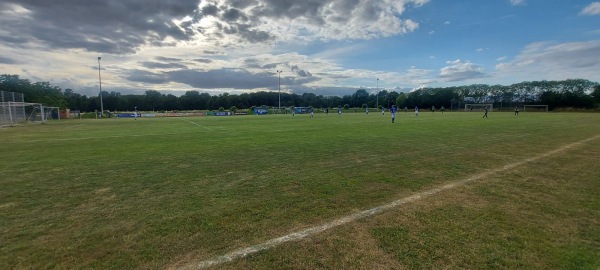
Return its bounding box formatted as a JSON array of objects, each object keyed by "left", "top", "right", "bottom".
[{"left": 0, "top": 112, "right": 599, "bottom": 269}]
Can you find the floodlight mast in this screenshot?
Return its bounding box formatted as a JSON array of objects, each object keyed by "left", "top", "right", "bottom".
[
  {"left": 98, "top": 57, "right": 104, "bottom": 118},
  {"left": 277, "top": 70, "right": 282, "bottom": 109},
  {"left": 376, "top": 78, "right": 379, "bottom": 110}
]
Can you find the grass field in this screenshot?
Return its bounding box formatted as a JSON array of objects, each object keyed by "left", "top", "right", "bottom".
[{"left": 1, "top": 111, "right": 599, "bottom": 269}]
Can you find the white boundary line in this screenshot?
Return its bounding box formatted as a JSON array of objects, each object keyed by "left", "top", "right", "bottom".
[
  {"left": 2, "top": 132, "right": 186, "bottom": 143},
  {"left": 180, "top": 118, "right": 214, "bottom": 131},
  {"left": 179, "top": 134, "right": 600, "bottom": 270}
]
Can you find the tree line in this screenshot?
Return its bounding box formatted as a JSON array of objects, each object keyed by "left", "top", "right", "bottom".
[{"left": 1, "top": 74, "right": 599, "bottom": 112}]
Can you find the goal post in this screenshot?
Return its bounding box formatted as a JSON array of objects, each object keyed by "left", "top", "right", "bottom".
[
  {"left": 1, "top": 90, "right": 61, "bottom": 127},
  {"left": 523, "top": 105, "right": 548, "bottom": 112},
  {"left": 1, "top": 102, "right": 59, "bottom": 126},
  {"left": 465, "top": 104, "right": 493, "bottom": 112}
]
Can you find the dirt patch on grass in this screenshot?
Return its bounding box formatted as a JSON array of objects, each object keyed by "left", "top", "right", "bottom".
[{"left": 0, "top": 202, "right": 17, "bottom": 209}]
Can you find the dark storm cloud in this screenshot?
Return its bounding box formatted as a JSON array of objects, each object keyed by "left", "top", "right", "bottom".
[{"left": 0, "top": 0, "right": 201, "bottom": 54}]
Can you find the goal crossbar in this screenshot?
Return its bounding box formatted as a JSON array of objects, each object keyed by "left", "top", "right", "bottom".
[
  {"left": 523, "top": 105, "right": 548, "bottom": 112},
  {"left": 465, "top": 104, "right": 493, "bottom": 112},
  {"left": 1, "top": 101, "right": 59, "bottom": 126}
]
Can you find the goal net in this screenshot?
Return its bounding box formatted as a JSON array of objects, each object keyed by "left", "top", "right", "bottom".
[
  {"left": 523, "top": 105, "right": 548, "bottom": 112},
  {"left": 1, "top": 102, "right": 59, "bottom": 127},
  {"left": 465, "top": 104, "right": 493, "bottom": 112},
  {"left": 1, "top": 90, "right": 61, "bottom": 127}
]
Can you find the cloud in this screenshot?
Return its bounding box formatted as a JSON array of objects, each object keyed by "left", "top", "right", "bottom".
[
  {"left": 166, "top": 68, "right": 319, "bottom": 90},
  {"left": 193, "top": 58, "right": 214, "bottom": 64},
  {"left": 580, "top": 2, "right": 600, "bottom": 15},
  {"left": 510, "top": 0, "right": 525, "bottom": 6},
  {"left": 495, "top": 41, "right": 600, "bottom": 80},
  {"left": 438, "top": 59, "right": 488, "bottom": 82},
  {"left": 125, "top": 70, "right": 170, "bottom": 84},
  {"left": 140, "top": 61, "right": 188, "bottom": 70},
  {"left": 0, "top": 0, "right": 430, "bottom": 55},
  {"left": 183, "top": 0, "right": 429, "bottom": 46},
  {"left": 0, "top": 56, "right": 17, "bottom": 64},
  {"left": 0, "top": 0, "right": 202, "bottom": 54},
  {"left": 290, "top": 65, "right": 313, "bottom": 77}
]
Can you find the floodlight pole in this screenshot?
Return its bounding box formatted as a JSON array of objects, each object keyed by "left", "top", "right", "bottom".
[
  {"left": 277, "top": 70, "right": 282, "bottom": 109},
  {"left": 98, "top": 57, "right": 104, "bottom": 118},
  {"left": 376, "top": 78, "right": 379, "bottom": 109}
]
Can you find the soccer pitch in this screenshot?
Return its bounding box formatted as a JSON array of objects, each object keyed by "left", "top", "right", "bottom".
[{"left": 1, "top": 112, "right": 599, "bottom": 269}]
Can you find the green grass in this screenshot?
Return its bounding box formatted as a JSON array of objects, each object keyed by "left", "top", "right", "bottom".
[{"left": 1, "top": 111, "right": 599, "bottom": 269}]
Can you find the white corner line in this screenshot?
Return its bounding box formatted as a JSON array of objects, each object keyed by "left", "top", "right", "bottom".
[{"left": 179, "top": 134, "right": 600, "bottom": 270}]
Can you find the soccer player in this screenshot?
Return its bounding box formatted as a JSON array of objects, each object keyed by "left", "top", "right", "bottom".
[
  {"left": 441, "top": 106, "right": 446, "bottom": 113},
  {"left": 310, "top": 107, "right": 314, "bottom": 118},
  {"left": 381, "top": 107, "right": 385, "bottom": 115},
  {"left": 431, "top": 106, "right": 435, "bottom": 113},
  {"left": 391, "top": 105, "right": 397, "bottom": 123},
  {"left": 415, "top": 106, "right": 419, "bottom": 117},
  {"left": 338, "top": 106, "right": 342, "bottom": 115},
  {"left": 291, "top": 106, "right": 295, "bottom": 117},
  {"left": 514, "top": 106, "right": 519, "bottom": 116},
  {"left": 365, "top": 107, "right": 369, "bottom": 114},
  {"left": 483, "top": 106, "right": 488, "bottom": 119}
]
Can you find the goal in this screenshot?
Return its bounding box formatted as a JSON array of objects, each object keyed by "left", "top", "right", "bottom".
[
  {"left": 465, "top": 104, "right": 493, "bottom": 112},
  {"left": 523, "top": 105, "right": 548, "bottom": 112},
  {"left": 1, "top": 90, "right": 60, "bottom": 127},
  {"left": 1, "top": 102, "right": 59, "bottom": 127}
]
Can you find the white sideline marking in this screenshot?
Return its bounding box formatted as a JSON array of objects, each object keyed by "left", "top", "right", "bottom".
[
  {"left": 180, "top": 118, "right": 213, "bottom": 131},
  {"left": 178, "top": 134, "right": 600, "bottom": 270},
  {"left": 4, "top": 132, "right": 185, "bottom": 143}
]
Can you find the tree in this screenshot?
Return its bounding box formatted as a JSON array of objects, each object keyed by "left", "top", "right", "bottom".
[
  {"left": 592, "top": 85, "right": 600, "bottom": 104},
  {"left": 351, "top": 89, "right": 369, "bottom": 108},
  {"left": 144, "top": 90, "right": 163, "bottom": 111},
  {"left": 395, "top": 93, "right": 407, "bottom": 108}
]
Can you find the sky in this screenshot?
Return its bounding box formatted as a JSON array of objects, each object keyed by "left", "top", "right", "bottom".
[{"left": 0, "top": 0, "right": 599, "bottom": 97}]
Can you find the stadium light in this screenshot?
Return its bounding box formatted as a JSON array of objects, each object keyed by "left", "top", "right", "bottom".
[
  {"left": 277, "top": 70, "right": 283, "bottom": 109},
  {"left": 98, "top": 57, "right": 104, "bottom": 118},
  {"left": 376, "top": 78, "right": 379, "bottom": 110}
]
